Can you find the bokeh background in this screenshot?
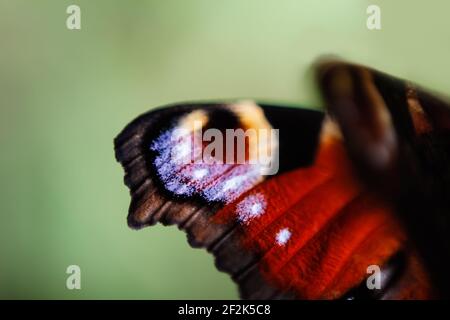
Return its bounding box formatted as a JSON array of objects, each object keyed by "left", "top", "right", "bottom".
[{"left": 1, "top": 0, "right": 449, "bottom": 299}]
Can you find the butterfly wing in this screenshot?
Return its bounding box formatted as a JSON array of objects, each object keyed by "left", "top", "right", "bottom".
[
  {"left": 317, "top": 60, "right": 450, "bottom": 298},
  {"left": 115, "top": 62, "right": 447, "bottom": 299},
  {"left": 115, "top": 101, "right": 324, "bottom": 299}
]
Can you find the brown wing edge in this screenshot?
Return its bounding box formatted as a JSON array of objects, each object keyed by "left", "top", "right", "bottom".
[{"left": 113, "top": 102, "right": 298, "bottom": 299}]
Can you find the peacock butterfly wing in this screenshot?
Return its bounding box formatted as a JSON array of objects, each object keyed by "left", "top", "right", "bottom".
[
  {"left": 114, "top": 62, "right": 449, "bottom": 299},
  {"left": 114, "top": 101, "right": 324, "bottom": 299}
]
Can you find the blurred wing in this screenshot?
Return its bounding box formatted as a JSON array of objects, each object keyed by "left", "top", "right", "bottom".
[{"left": 317, "top": 60, "right": 450, "bottom": 298}]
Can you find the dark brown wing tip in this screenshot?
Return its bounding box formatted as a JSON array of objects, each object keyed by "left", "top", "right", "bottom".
[{"left": 114, "top": 103, "right": 213, "bottom": 228}]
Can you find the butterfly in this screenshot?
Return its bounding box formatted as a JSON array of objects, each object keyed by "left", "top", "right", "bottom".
[{"left": 114, "top": 60, "right": 450, "bottom": 299}]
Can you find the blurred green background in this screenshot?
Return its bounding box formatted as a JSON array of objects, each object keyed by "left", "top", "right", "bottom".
[{"left": 0, "top": 0, "right": 449, "bottom": 299}]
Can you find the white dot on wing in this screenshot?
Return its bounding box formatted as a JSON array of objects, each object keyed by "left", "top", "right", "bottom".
[
  {"left": 275, "top": 228, "right": 292, "bottom": 246},
  {"left": 236, "top": 193, "right": 266, "bottom": 225}
]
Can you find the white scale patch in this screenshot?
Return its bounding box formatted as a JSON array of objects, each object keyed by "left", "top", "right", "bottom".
[
  {"left": 192, "top": 168, "right": 209, "bottom": 180},
  {"left": 275, "top": 228, "right": 292, "bottom": 246},
  {"left": 151, "top": 126, "right": 262, "bottom": 204},
  {"left": 236, "top": 193, "right": 267, "bottom": 225}
]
